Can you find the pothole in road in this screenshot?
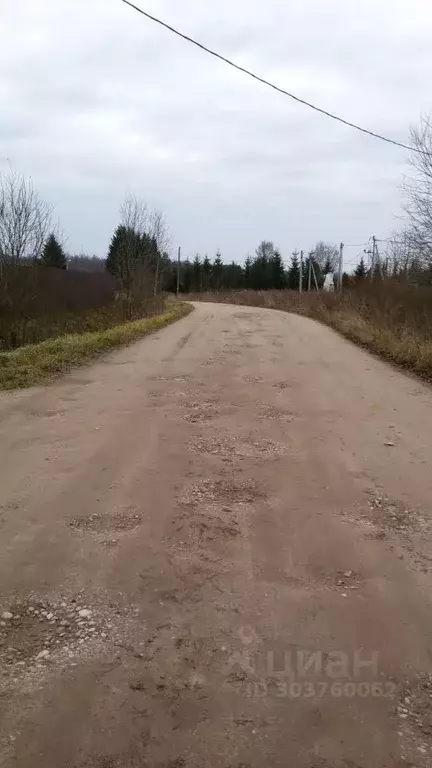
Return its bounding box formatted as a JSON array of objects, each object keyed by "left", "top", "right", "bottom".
[
  {"left": 226, "top": 342, "right": 257, "bottom": 350},
  {"left": 243, "top": 375, "right": 263, "bottom": 384},
  {"left": 148, "top": 384, "right": 205, "bottom": 399},
  {"left": 201, "top": 356, "right": 223, "bottom": 368},
  {"left": 0, "top": 594, "right": 146, "bottom": 692},
  {"left": 0, "top": 597, "right": 107, "bottom": 687},
  {"left": 398, "top": 674, "right": 432, "bottom": 735},
  {"left": 272, "top": 381, "right": 290, "bottom": 390},
  {"left": 362, "top": 492, "right": 426, "bottom": 536},
  {"left": 67, "top": 507, "right": 142, "bottom": 534},
  {"left": 181, "top": 400, "right": 222, "bottom": 424},
  {"left": 397, "top": 674, "right": 432, "bottom": 764},
  {"left": 258, "top": 405, "right": 298, "bottom": 423},
  {"left": 189, "top": 435, "right": 288, "bottom": 461},
  {"left": 340, "top": 492, "right": 428, "bottom": 540},
  {"left": 180, "top": 478, "right": 265, "bottom": 507},
  {"left": 152, "top": 374, "right": 192, "bottom": 384},
  {"left": 180, "top": 505, "right": 241, "bottom": 543},
  {"left": 323, "top": 569, "right": 363, "bottom": 594},
  {"left": 27, "top": 408, "right": 66, "bottom": 419}
]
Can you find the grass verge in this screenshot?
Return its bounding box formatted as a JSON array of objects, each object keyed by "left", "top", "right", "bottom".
[{"left": 0, "top": 301, "right": 193, "bottom": 391}]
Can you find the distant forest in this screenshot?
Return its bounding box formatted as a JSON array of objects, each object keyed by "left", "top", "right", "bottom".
[{"left": 78, "top": 236, "right": 343, "bottom": 293}]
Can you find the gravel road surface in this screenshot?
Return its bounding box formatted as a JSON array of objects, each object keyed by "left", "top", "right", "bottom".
[{"left": 1, "top": 302, "right": 432, "bottom": 768}]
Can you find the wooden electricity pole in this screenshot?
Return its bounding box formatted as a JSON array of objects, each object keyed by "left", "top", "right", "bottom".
[
  {"left": 338, "top": 242, "right": 344, "bottom": 291},
  {"left": 176, "top": 246, "right": 181, "bottom": 296},
  {"left": 299, "top": 250, "right": 303, "bottom": 293},
  {"left": 370, "top": 236, "right": 376, "bottom": 280},
  {"left": 311, "top": 260, "right": 320, "bottom": 291}
]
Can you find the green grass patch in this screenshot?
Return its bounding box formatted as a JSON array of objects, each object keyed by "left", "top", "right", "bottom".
[{"left": 0, "top": 301, "right": 193, "bottom": 390}]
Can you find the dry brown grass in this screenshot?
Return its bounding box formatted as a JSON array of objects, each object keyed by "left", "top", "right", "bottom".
[
  {"left": 188, "top": 284, "right": 432, "bottom": 382},
  {"left": 0, "top": 301, "right": 193, "bottom": 390}
]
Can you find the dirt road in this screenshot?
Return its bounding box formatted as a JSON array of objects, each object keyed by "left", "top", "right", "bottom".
[{"left": 1, "top": 302, "right": 432, "bottom": 768}]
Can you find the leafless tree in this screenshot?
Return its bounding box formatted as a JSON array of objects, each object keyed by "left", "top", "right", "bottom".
[
  {"left": 0, "top": 169, "right": 53, "bottom": 334},
  {"left": 116, "top": 194, "right": 149, "bottom": 316},
  {"left": 121, "top": 193, "right": 148, "bottom": 236},
  {"left": 403, "top": 114, "right": 432, "bottom": 265},
  {"left": 255, "top": 241, "right": 275, "bottom": 260},
  {"left": 0, "top": 168, "right": 52, "bottom": 268},
  {"left": 148, "top": 209, "right": 170, "bottom": 295},
  {"left": 115, "top": 194, "right": 170, "bottom": 315},
  {"left": 313, "top": 241, "right": 339, "bottom": 272},
  {"left": 382, "top": 231, "right": 412, "bottom": 277}
]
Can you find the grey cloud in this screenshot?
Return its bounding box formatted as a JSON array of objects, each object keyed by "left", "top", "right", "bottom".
[{"left": 1, "top": 0, "right": 431, "bottom": 261}]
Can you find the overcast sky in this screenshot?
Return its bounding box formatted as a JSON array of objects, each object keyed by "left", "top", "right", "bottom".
[{"left": 1, "top": 1, "right": 431, "bottom": 266}]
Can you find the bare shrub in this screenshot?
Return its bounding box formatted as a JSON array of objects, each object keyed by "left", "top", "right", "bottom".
[{"left": 0, "top": 168, "right": 52, "bottom": 267}]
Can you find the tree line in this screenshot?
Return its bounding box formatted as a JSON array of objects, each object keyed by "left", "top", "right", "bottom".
[
  {"left": 1, "top": 111, "right": 432, "bottom": 305},
  {"left": 171, "top": 241, "right": 339, "bottom": 293}
]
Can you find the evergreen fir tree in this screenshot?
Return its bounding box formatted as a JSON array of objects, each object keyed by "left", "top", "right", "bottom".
[
  {"left": 202, "top": 254, "right": 212, "bottom": 290},
  {"left": 182, "top": 259, "right": 193, "bottom": 293},
  {"left": 244, "top": 256, "right": 253, "bottom": 289},
  {"left": 41, "top": 234, "right": 67, "bottom": 269},
  {"left": 106, "top": 225, "right": 128, "bottom": 276},
  {"left": 225, "top": 261, "right": 243, "bottom": 289},
  {"left": 251, "top": 241, "right": 274, "bottom": 289},
  {"left": 354, "top": 256, "right": 367, "bottom": 280},
  {"left": 269, "top": 250, "right": 285, "bottom": 289},
  {"left": 192, "top": 255, "right": 202, "bottom": 292},
  {"left": 287, "top": 254, "right": 300, "bottom": 290},
  {"left": 212, "top": 250, "right": 223, "bottom": 290}
]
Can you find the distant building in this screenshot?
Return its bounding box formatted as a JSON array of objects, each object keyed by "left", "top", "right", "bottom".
[{"left": 323, "top": 273, "right": 335, "bottom": 292}]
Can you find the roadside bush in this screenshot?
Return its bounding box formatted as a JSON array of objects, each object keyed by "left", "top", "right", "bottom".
[
  {"left": 0, "top": 301, "right": 192, "bottom": 390},
  {"left": 0, "top": 266, "right": 165, "bottom": 349}
]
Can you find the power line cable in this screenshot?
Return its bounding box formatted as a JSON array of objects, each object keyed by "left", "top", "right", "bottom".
[{"left": 121, "top": 0, "right": 428, "bottom": 156}]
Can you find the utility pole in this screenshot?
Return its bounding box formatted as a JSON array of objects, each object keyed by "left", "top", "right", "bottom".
[
  {"left": 153, "top": 253, "right": 160, "bottom": 296},
  {"left": 311, "top": 260, "right": 320, "bottom": 291},
  {"left": 299, "top": 250, "right": 303, "bottom": 293},
  {"left": 176, "top": 246, "right": 181, "bottom": 296},
  {"left": 338, "top": 242, "right": 344, "bottom": 291},
  {"left": 291, "top": 249, "right": 300, "bottom": 291},
  {"left": 308, "top": 252, "right": 312, "bottom": 292},
  {"left": 376, "top": 239, "right": 383, "bottom": 279},
  {"left": 370, "top": 236, "right": 376, "bottom": 280}
]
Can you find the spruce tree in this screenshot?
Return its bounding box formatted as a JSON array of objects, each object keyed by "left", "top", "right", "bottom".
[
  {"left": 354, "top": 256, "right": 367, "bottom": 280},
  {"left": 106, "top": 225, "right": 128, "bottom": 276},
  {"left": 251, "top": 241, "right": 274, "bottom": 289},
  {"left": 41, "top": 234, "right": 67, "bottom": 269},
  {"left": 202, "top": 254, "right": 212, "bottom": 290},
  {"left": 244, "top": 256, "right": 253, "bottom": 288},
  {"left": 225, "top": 261, "right": 243, "bottom": 289},
  {"left": 192, "top": 255, "right": 202, "bottom": 292},
  {"left": 182, "top": 259, "right": 193, "bottom": 293},
  {"left": 287, "top": 254, "right": 300, "bottom": 290},
  {"left": 212, "top": 250, "right": 223, "bottom": 290},
  {"left": 269, "top": 250, "right": 285, "bottom": 289}
]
